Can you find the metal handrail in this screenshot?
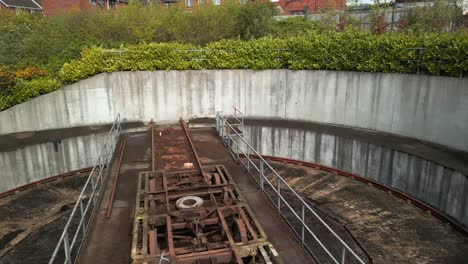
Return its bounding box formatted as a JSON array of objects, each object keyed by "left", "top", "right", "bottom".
[
  {"left": 216, "top": 111, "right": 366, "bottom": 264},
  {"left": 49, "top": 114, "right": 122, "bottom": 264},
  {"left": 232, "top": 106, "right": 244, "bottom": 126}
]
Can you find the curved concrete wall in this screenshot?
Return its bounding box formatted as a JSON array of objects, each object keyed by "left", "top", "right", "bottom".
[
  {"left": 0, "top": 126, "right": 144, "bottom": 193},
  {"left": 242, "top": 123, "right": 468, "bottom": 226},
  {"left": 0, "top": 70, "right": 467, "bottom": 151},
  {"left": 0, "top": 132, "right": 107, "bottom": 192}
]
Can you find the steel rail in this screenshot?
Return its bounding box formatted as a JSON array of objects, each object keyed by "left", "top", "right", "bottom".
[
  {"left": 255, "top": 155, "right": 468, "bottom": 236},
  {"left": 180, "top": 118, "right": 204, "bottom": 175},
  {"left": 105, "top": 139, "right": 127, "bottom": 218},
  {"left": 216, "top": 111, "right": 367, "bottom": 264}
]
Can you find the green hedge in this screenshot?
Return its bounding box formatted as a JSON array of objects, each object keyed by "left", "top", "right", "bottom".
[
  {"left": 1, "top": 30, "right": 466, "bottom": 111},
  {"left": 0, "top": 78, "right": 61, "bottom": 111},
  {"left": 60, "top": 30, "right": 468, "bottom": 83}
]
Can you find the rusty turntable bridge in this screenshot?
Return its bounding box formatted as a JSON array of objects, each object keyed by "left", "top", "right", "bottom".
[{"left": 47, "top": 110, "right": 367, "bottom": 264}]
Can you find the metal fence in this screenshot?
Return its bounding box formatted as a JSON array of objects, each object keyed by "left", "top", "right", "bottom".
[
  {"left": 48, "top": 114, "right": 122, "bottom": 264},
  {"left": 216, "top": 110, "right": 367, "bottom": 264}
]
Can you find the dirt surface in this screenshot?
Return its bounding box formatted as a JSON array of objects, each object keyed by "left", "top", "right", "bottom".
[
  {"left": 0, "top": 173, "right": 89, "bottom": 263},
  {"left": 267, "top": 161, "right": 468, "bottom": 264}
]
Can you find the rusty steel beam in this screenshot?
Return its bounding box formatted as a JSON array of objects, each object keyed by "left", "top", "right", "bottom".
[
  {"left": 217, "top": 209, "right": 244, "bottom": 263},
  {"left": 148, "top": 230, "right": 157, "bottom": 256},
  {"left": 105, "top": 139, "right": 127, "bottom": 218},
  {"left": 149, "top": 178, "right": 156, "bottom": 210},
  {"left": 166, "top": 214, "right": 175, "bottom": 256},
  {"left": 180, "top": 118, "right": 205, "bottom": 176},
  {"left": 247, "top": 154, "right": 468, "bottom": 236}
]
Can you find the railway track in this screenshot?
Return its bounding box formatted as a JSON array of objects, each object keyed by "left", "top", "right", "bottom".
[
  {"left": 151, "top": 120, "right": 202, "bottom": 174},
  {"left": 132, "top": 119, "right": 281, "bottom": 264}
]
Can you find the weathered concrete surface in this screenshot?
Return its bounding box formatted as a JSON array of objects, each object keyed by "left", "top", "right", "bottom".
[
  {"left": 0, "top": 70, "right": 467, "bottom": 151},
  {"left": 268, "top": 161, "right": 468, "bottom": 264},
  {"left": 0, "top": 122, "right": 144, "bottom": 152},
  {"left": 0, "top": 173, "right": 88, "bottom": 263},
  {"left": 0, "top": 132, "right": 106, "bottom": 193},
  {"left": 241, "top": 122, "right": 468, "bottom": 227},
  {"left": 0, "top": 124, "right": 145, "bottom": 193}
]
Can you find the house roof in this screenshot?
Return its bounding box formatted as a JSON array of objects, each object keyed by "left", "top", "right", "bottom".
[{"left": 0, "top": 0, "right": 42, "bottom": 10}]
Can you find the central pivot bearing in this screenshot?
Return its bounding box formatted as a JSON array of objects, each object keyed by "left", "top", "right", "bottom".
[{"left": 176, "top": 196, "right": 204, "bottom": 210}]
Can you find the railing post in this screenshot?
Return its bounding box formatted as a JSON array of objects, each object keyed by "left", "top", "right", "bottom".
[
  {"left": 90, "top": 172, "right": 95, "bottom": 190},
  {"left": 341, "top": 245, "right": 346, "bottom": 264},
  {"left": 236, "top": 137, "right": 239, "bottom": 159},
  {"left": 301, "top": 204, "right": 305, "bottom": 246},
  {"left": 215, "top": 112, "right": 219, "bottom": 134},
  {"left": 277, "top": 178, "right": 281, "bottom": 212},
  {"left": 259, "top": 160, "right": 264, "bottom": 191},
  {"left": 80, "top": 199, "right": 86, "bottom": 237},
  {"left": 246, "top": 148, "right": 250, "bottom": 172},
  {"left": 219, "top": 118, "right": 224, "bottom": 138},
  {"left": 63, "top": 231, "right": 72, "bottom": 264}
]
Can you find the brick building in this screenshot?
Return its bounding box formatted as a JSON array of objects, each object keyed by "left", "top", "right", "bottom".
[
  {"left": 1, "top": 0, "right": 347, "bottom": 16},
  {"left": 272, "top": 0, "right": 346, "bottom": 15},
  {"left": 180, "top": 0, "right": 346, "bottom": 14},
  {"left": 41, "top": 0, "right": 91, "bottom": 16}
]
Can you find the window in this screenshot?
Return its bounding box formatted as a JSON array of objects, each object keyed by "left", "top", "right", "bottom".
[
  {"left": 186, "top": 0, "right": 193, "bottom": 6},
  {"left": 290, "top": 10, "right": 305, "bottom": 15},
  {"left": 213, "top": 0, "right": 221, "bottom": 5}
]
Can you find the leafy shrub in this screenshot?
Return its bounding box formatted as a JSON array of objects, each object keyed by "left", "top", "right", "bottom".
[
  {"left": 59, "top": 30, "right": 468, "bottom": 83},
  {"left": 0, "top": 67, "right": 16, "bottom": 93},
  {"left": 0, "top": 77, "right": 60, "bottom": 111},
  {"left": 15, "top": 67, "right": 49, "bottom": 80},
  {"left": 0, "top": 3, "right": 277, "bottom": 77}
]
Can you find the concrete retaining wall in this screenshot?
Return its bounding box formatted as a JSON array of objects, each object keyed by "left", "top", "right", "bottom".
[
  {"left": 0, "top": 70, "right": 467, "bottom": 151},
  {"left": 0, "top": 124, "right": 146, "bottom": 193},
  {"left": 242, "top": 124, "right": 468, "bottom": 226},
  {"left": 0, "top": 132, "right": 108, "bottom": 193}
]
